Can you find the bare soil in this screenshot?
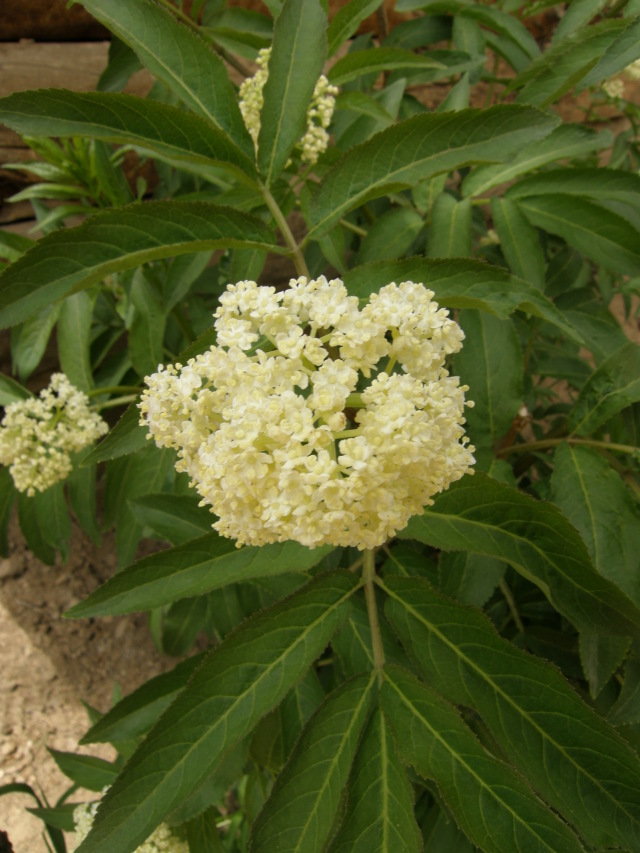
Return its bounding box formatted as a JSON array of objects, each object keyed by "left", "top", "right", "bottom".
[{"left": 0, "top": 518, "right": 175, "bottom": 853}]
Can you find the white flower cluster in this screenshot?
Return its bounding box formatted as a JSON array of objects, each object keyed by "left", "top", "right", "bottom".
[
  {"left": 0, "top": 373, "right": 108, "bottom": 496},
  {"left": 140, "top": 277, "right": 474, "bottom": 550},
  {"left": 238, "top": 47, "right": 339, "bottom": 164},
  {"left": 603, "top": 77, "right": 625, "bottom": 99},
  {"left": 73, "top": 800, "right": 189, "bottom": 853},
  {"left": 625, "top": 58, "right": 640, "bottom": 80}
]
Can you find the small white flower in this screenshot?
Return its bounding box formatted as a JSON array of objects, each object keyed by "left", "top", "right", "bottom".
[
  {"left": 238, "top": 47, "right": 339, "bottom": 165},
  {"left": 603, "top": 77, "right": 625, "bottom": 99},
  {"left": 140, "top": 277, "right": 475, "bottom": 549},
  {"left": 0, "top": 374, "right": 108, "bottom": 495}
]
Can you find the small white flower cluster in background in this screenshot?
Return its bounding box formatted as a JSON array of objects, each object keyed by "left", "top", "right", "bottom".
[
  {"left": 73, "top": 799, "right": 189, "bottom": 853},
  {"left": 140, "top": 277, "right": 475, "bottom": 550},
  {"left": 238, "top": 47, "right": 339, "bottom": 165},
  {"left": 0, "top": 373, "right": 108, "bottom": 495},
  {"left": 625, "top": 58, "right": 640, "bottom": 81},
  {"left": 603, "top": 77, "right": 625, "bottom": 99}
]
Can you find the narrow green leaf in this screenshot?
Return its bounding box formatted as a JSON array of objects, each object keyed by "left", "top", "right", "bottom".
[
  {"left": 358, "top": 208, "right": 423, "bottom": 264},
  {"left": 0, "top": 374, "right": 31, "bottom": 405},
  {"left": 490, "top": 198, "right": 545, "bottom": 289},
  {"left": 438, "top": 551, "right": 504, "bottom": 607},
  {"left": 328, "top": 48, "right": 443, "bottom": 86},
  {"left": 551, "top": 0, "right": 608, "bottom": 43},
  {"left": 518, "top": 194, "right": 640, "bottom": 277},
  {"left": 550, "top": 443, "right": 640, "bottom": 604},
  {"left": 506, "top": 167, "right": 640, "bottom": 208},
  {"left": 129, "top": 271, "right": 166, "bottom": 378},
  {"left": 161, "top": 595, "right": 209, "bottom": 656},
  {"left": 74, "top": 571, "right": 357, "bottom": 853},
  {"left": 80, "top": 0, "right": 252, "bottom": 151},
  {"left": 58, "top": 291, "right": 93, "bottom": 392},
  {"left": 343, "top": 258, "right": 579, "bottom": 340},
  {"left": 332, "top": 593, "right": 407, "bottom": 678},
  {"left": 82, "top": 653, "right": 206, "bottom": 745},
  {"left": 421, "top": 804, "right": 476, "bottom": 852},
  {"left": 307, "top": 106, "right": 558, "bottom": 238},
  {"left": 512, "top": 19, "right": 627, "bottom": 106},
  {"left": 83, "top": 402, "right": 147, "bottom": 466},
  {"left": 129, "top": 493, "right": 212, "bottom": 545},
  {"left": 462, "top": 124, "right": 612, "bottom": 198},
  {"left": 428, "top": 194, "right": 471, "bottom": 257},
  {"left": 453, "top": 310, "right": 523, "bottom": 448},
  {"left": 97, "top": 35, "right": 142, "bottom": 92},
  {"left": 0, "top": 90, "right": 257, "bottom": 184},
  {"left": 609, "top": 647, "right": 640, "bottom": 725},
  {"left": 26, "top": 804, "right": 77, "bottom": 833},
  {"left": 17, "top": 491, "right": 56, "bottom": 565},
  {"left": 579, "top": 14, "right": 640, "bottom": 90},
  {"left": 0, "top": 202, "right": 278, "bottom": 328},
  {"left": 48, "top": 749, "right": 118, "bottom": 792},
  {"left": 381, "top": 665, "right": 585, "bottom": 853},
  {"left": 258, "top": 0, "right": 328, "bottom": 185},
  {"left": 186, "top": 808, "right": 222, "bottom": 853},
  {"left": 65, "top": 535, "right": 334, "bottom": 618},
  {"left": 569, "top": 343, "right": 640, "bottom": 435},
  {"left": 579, "top": 633, "right": 630, "bottom": 700},
  {"left": 67, "top": 448, "right": 100, "bottom": 545},
  {"left": 13, "top": 303, "right": 60, "bottom": 381},
  {"left": 327, "top": 0, "right": 383, "bottom": 55},
  {"left": 400, "top": 473, "right": 640, "bottom": 639},
  {"left": 250, "top": 673, "right": 374, "bottom": 853},
  {"left": 328, "top": 709, "right": 422, "bottom": 853},
  {"left": 383, "top": 577, "right": 640, "bottom": 851}
]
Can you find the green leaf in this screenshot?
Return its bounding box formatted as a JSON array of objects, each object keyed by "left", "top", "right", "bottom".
[
  {"left": 512, "top": 19, "right": 627, "bottom": 106},
  {"left": 0, "top": 202, "right": 278, "bottom": 328},
  {"left": 383, "top": 578, "right": 640, "bottom": 851},
  {"left": 79, "top": 0, "right": 252, "bottom": 151},
  {"left": 250, "top": 673, "right": 374, "bottom": 853},
  {"left": 74, "top": 571, "right": 357, "bottom": 853},
  {"left": 103, "top": 444, "right": 175, "bottom": 568},
  {"left": 83, "top": 401, "right": 147, "bottom": 466},
  {"left": 332, "top": 593, "right": 407, "bottom": 678},
  {"left": 453, "top": 310, "right": 523, "bottom": 448},
  {"left": 328, "top": 48, "right": 444, "bottom": 85},
  {"left": 26, "top": 803, "right": 78, "bottom": 833},
  {"left": 186, "top": 808, "right": 222, "bottom": 853},
  {"left": 0, "top": 90, "right": 257, "bottom": 184},
  {"left": 506, "top": 167, "right": 640, "bottom": 208},
  {"left": 328, "top": 709, "right": 422, "bottom": 853},
  {"left": 438, "top": 551, "right": 504, "bottom": 607},
  {"left": 518, "top": 194, "right": 640, "bottom": 277},
  {"left": 58, "top": 291, "right": 94, "bottom": 392},
  {"left": 34, "top": 482, "right": 72, "bottom": 562},
  {"left": 250, "top": 669, "right": 325, "bottom": 772},
  {"left": 0, "top": 373, "right": 31, "bottom": 406},
  {"left": 48, "top": 749, "right": 118, "bottom": 792},
  {"left": 400, "top": 473, "right": 640, "bottom": 639},
  {"left": 550, "top": 0, "right": 608, "bottom": 43},
  {"left": 67, "top": 448, "right": 100, "bottom": 545},
  {"left": 129, "top": 493, "right": 212, "bottom": 545},
  {"left": 579, "top": 632, "right": 630, "bottom": 700},
  {"left": 327, "top": 0, "right": 383, "bottom": 55},
  {"left": 381, "top": 665, "right": 585, "bottom": 853},
  {"left": 307, "top": 106, "right": 558, "bottom": 238},
  {"left": 490, "top": 198, "right": 545, "bottom": 289},
  {"left": 343, "top": 258, "right": 578, "bottom": 339},
  {"left": 161, "top": 595, "right": 210, "bottom": 656},
  {"left": 97, "top": 35, "right": 142, "bottom": 92},
  {"left": 65, "top": 535, "right": 334, "bottom": 617},
  {"left": 258, "top": 0, "right": 328, "bottom": 185},
  {"left": 357, "top": 208, "right": 423, "bottom": 264},
  {"left": 550, "top": 443, "right": 640, "bottom": 604},
  {"left": 17, "top": 491, "right": 56, "bottom": 565},
  {"left": 82, "top": 653, "right": 206, "bottom": 745},
  {"left": 13, "top": 303, "right": 60, "bottom": 382},
  {"left": 569, "top": 343, "right": 640, "bottom": 435},
  {"left": 579, "top": 14, "right": 640, "bottom": 90},
  {"left": 462, "top": 124, "right": 612, "bottom": 198},
  {"left": 129, "top": 271, "right": 166, "bottom": 378},
  {"left": 609, "top": 647, "right": 640, "bottom": 725},
  {"left": 427, "top": 194, "right": 471, "bottom": 257}
]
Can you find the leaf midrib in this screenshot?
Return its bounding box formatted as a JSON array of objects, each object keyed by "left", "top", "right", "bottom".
[{"left": 383, "top": 582, "right": 640, "bottom": 830}]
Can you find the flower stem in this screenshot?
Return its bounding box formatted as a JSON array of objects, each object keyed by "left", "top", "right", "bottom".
[
  {"left": 261, "top": 184, "right": 310, "bottom": 278},
  {"left": 94, "top": 394, "right": 138, "bottom": 411},
  {"left": 496, "top": 437, "right": 639, "bottom": 458},
  {"left": 363, "top": 549, "right": 385, "bottom": 680},
  {"left": 87, "top": 386, "right": 140, "bottom": 398}
]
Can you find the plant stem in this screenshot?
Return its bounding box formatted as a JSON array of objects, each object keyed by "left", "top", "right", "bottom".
[
  {"left": 499, "top": 578, "right": 526, "bottom": 639},
  {"left": 363, "top": 549, "right": 385, "bottom": 680},
  {"left": 496, "top": 437, "right": 639, "bottom": 458},
  {"left": 261, "top": 184, "right": 310, "bottom": 277},
  {"left": 94, "top": 394, "right": 138, "bottom": 411},
  {"left": 87, "top": 385, "right": 140, "bottom": 397}
]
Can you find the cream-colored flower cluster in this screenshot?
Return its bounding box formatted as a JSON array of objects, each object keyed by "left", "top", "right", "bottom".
[
  {"left": 140, "top": 277, "right": 474, "bottom": 549},
  {"left": 238, "top": 47, "right": 339, "bottom": 164},
  {"left": 73, "top": 800, "right": 188, "bottom": 853},
  {"left": 625, "top": 58, "right": 640, "bottom": 81},
  {"left": 603, "top": 77, "right": 625, "bottom": 99},
  {"left": 0, "top": 373, "right": 108, "bottom": 496}
]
